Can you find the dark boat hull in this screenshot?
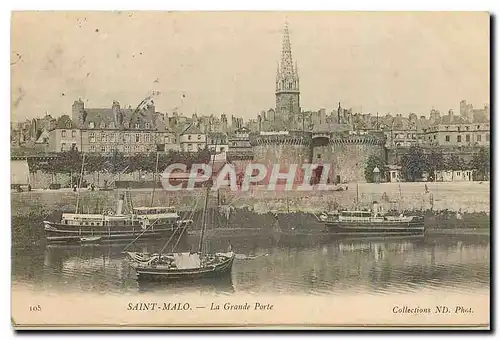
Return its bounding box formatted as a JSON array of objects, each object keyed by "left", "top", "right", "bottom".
[
  {"left": 43, "top": 221, "right": 189, "bottom": 243},
  {"left": 135, "top": 255, "right": 235, "bottom": 282},
  {"left": 324, "top": 220, "right": 425, "bottom": 235}
]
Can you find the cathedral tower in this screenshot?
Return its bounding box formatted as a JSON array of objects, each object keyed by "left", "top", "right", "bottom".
[{"left": 275, "top": 21, "right": 301, "bottom": 122}]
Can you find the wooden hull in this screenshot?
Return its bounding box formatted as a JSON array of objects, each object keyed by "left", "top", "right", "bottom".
[
  {"left": 324, "top": 220, "right": 425, "bottom": 235},
  {"left": 43, "top": 221, "right": 189, "bottom": 243},
  {"left": 135, "top": 255, "right": 235, "bottom": 282}
]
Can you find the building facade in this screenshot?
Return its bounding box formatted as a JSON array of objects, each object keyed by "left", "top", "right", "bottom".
[
  {"left": 71, "top": 99, "right": 166, "bottom": 154},
  {"left": 421, "top": 123, "right": 490, "bottom": 147},
  {"left": 179, "top": 123, "right": 207, "bottom": 152},
  {"left": 48, "top": 115, "right": 81, "bottom": 152}
]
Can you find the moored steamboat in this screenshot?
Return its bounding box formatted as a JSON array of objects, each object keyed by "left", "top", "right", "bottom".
[
  {"left": 43, "top": 194, "right": 193, "bottom": 243},
  {"left": 317, "top": 201, "right": 425, "bottom": 235}
]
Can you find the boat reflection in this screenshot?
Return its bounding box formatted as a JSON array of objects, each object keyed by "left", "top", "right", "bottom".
[
  {"left": 25, "top": 231, "right": 489, "bottom": 296},
  {"left": 137, "top": 275, "right": 235, "bottom": 294}
]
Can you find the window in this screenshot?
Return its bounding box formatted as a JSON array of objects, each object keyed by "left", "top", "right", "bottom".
[
  {"left": 188, "top": 135, "right": 192, "bottom": 140},
  {"left": 61, "top": 143, "right": 66, "bottom": 151},
  {"left": 145, "top": 123, "right": 150, "bottom": 129},
  {"left": 61, "top": 130, "right": 67, "bottom": 137},
  {"left": 72, "top": 130, "right": 76, "bottom": 138},
  {"left": 89, "top": 132, "right": 95, "bottom": 143},
  {"left": 145, "top": 134, "right": 151, "bottom": 142},
  {"left": 445, "top": 135, "right": 450, "bottom": 142},
  {"left": 477, "top": 135, "right": 482, "bottom": 142},
  {"left": 124, "top": 133, "right": 129, "bottom": 141},
  {"left": 101, "top": 146, "right": 106, "bottom": 153},
  {"left": 486, "top": 134, "right": 490, "bottom": 141},
  {"left": 109, "top": 122, "right": 115, "bottom": 129},
  {"left": 89, "top": 122, "right": 95, "bottom": 129},
  {"left": 457, "top": 135, "right": 462, "bottom": 142},
  {"left": 187, "top": 143, "right": 193, "bottom": 151},
  {"left": 90, "top": 145, "right": 96, "bottom": 152},
  {"left": 317, "top": 154, "right": 321, "bottom": 159},
  {"left": 219, "top": 147, "right": 224, "bottom": 152},
  {"left": 477, "top": 125, "right": 480, "bottom": 129},
  {"left": 198, "top": 134, "right": 201, "bottom": 140},
  {"left": 433, "top": 135, "right": 436, "bottom": 140},
  {"left": 466, "top": 126, "right": 470, "bottom": 131},
  {"left": 135, "top": 134, "right": 140, "bottom": 143},
  {"left": 466, "top": 134, "right": 470, "bottom": 142},
  {"left": 124, "top": 145, "right": 129, "bottom": 152},
  {"left": 135, "top": 123, "right": 140, "bottom": 129}
]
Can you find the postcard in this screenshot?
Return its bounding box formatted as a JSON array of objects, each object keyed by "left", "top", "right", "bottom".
[{"left": 10, "top": 11, "right": 490, "bottom": 329}]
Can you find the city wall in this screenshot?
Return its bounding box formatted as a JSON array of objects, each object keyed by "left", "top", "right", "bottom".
[
  {"left": 12, "top": 181, "right": 489, "bottom": 219},
  {"left": 11, "top": 181, "right": 490, "bottom": 246}
]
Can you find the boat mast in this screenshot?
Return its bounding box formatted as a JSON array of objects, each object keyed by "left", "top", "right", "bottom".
[
  {"left": 198, "top": 142, "right": 217, "bottom": 257},
  {"left": 75, "top": 153, "right": 86, "bottom": 214},
  {"left": 398, "top": 181, "right": 403, "bottom": 213},
  {"left": 150, "top": 150, "right": 160, "bottom": 206},
  {"left": 355, "top": 161, "right": 359, "bottom": 209}
]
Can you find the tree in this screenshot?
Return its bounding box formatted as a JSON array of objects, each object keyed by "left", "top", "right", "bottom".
[
  {"left": 445, "top": 154, "right": 466, "bottom": 171},
  {"left": 425, "top": 149, "right": 445, "bottom": 181},
  {"left": 400, "top": 146, "right": 428, "bottom": 182},
  {"left": 470, "top": 147, "right": 490, "bottom": 180},
  {"left": 364, "top": 155, "right": 386, "bottom": 183}
]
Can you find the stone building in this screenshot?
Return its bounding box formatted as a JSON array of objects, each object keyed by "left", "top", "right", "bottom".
[
  {"left": 207, "top": 132, "right": 229, "bottom": 153},
  {"left": 422, "top": 122, "right": 490, "bottom": 147},
  {"left": 48, "top": 115, "right": 81, "bottom": 152},
  {"left": 71, "top": 98, "right": 168, "bottom": 154},
  {"left": 460, "top": 100, "right": 490, "bottom": 123},
  {"left": 179, "top": 123, "right": 207, "bottom": 153}
]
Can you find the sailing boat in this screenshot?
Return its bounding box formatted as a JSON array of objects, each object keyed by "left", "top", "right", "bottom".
[{"left": 125, "top": 147, "right": 235, "bottom": 282}]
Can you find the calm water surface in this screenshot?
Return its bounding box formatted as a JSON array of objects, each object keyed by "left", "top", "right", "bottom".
[{"left": 12, "top": 230, "right": 490, "bottom": 297}]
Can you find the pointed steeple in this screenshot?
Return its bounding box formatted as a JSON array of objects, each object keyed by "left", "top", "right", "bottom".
[
  {"left": 276, "top": 21, "right": 299, "bottom": 93},
  {"left": 275, "top": 20, "right": 301, "bottom": 120}
]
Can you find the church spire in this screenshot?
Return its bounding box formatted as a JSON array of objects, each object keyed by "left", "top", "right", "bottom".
[
  {"left": 280, "top": 20, "right": 295, "bottom": 78},
  {"left": 275, "top": 20, "right": 301, "bottom": 120},
  {"left": 276, "top": 21, "right": 299, "bottom": 93}
]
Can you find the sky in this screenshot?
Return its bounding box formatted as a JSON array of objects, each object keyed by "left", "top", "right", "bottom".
[{"left": 11, "top": 11, "right": 490, "bottom": 121}]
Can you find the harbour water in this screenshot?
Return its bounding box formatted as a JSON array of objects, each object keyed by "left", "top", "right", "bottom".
[{"left": 12, "top": 227, "right": 490, "bottom": 297}]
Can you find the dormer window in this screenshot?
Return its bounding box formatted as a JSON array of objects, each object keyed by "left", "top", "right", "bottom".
[
  {"left": 188, "top": 135, "right": 192, "bottom": 140},
  {"left": 89, "top": 122, "right": 95, "bottom": 129},
  {"left": 145, "top": 122, "right": 150, "bottom": 129},
  {"left": 109, "top": 122, "right": 115, "bottom": 129},
  {"left": 135, "top": 123, "right": 140, "bottom": 129}
]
